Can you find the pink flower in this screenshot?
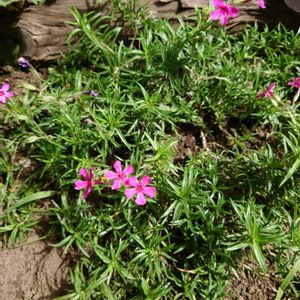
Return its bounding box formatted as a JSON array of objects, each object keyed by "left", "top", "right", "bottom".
[
  {"left": 242, "top": 0, "right": 266, "bottom": 9},
  {"left": 256, "top": 82, "right": 276, "bottom": 99},
  {"left": 125, "top": 176, "right": 156, "bottom": 206},
  {"left": 0, "top": 83, "right": 14, "bottom": 104},
  {"left": 210, "top": 0, "right": 240, "bottom": 26},
  {"left": 288, "top": 77, "right": 300, "bottom": 90},
  {"left": 75, "top": 168, "right": 101, "bottom": 199},
  {"left": 257, "top": 0, "right": 266, "bottom": 9},
  {"left": 105, "top": 161, "right": 134, "bottom": 190}
]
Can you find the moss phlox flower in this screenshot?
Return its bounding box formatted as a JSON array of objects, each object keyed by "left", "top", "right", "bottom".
[
  {"left": 0, "top": 83, "right": 14, "bottom": 104},
  {"left": 210, "top": 0, "right": 240, "bottom": 26},
  {"left": 125, "top": 176, "right": 156, "bottom": 206},
  {"left": 256, "top": 82, "right": 276, "bottom": 99},
  {"left": 105, "top": 160, "right": 134, "bottom": 190},
  {"left": 288, "top": 77, "right": 300, "bottom": 90},
  {"left": 75, "top": 168, "right": 101, "bottom": 199}
]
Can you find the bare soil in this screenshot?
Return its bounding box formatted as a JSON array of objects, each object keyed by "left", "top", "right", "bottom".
[
  {"left": 0, "top": 66, "right": 34, "bottom": 96},
  {"left": 0, "top": 232, "right": 70, "bottom": 300},
  {"left": 226, "top": 251, "right": 294, "bottom": 300}
]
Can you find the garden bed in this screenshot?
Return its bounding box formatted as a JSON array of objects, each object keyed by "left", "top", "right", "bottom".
[{"left": 1, "top": 1, "right": 300, "bottom": 299}]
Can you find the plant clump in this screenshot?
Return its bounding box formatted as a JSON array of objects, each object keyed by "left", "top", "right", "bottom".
[{"left": 1, "top": 1, "right": 300, "bottom": 299}]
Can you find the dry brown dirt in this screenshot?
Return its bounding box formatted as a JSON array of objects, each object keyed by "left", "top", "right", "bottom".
[
  {"left": 225, "top": 251, "right": 294, "bottom": 300},
  {"left": 0, "top": 233, "right": 70, "bottom": 300}
]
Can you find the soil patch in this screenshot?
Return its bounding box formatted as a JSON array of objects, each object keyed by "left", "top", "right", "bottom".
[
  {"left": 0, "top": 66, "right": 32, "bottom": 96},
  {"left": 0, "top": 65, "right": 48, "bottom": 96},
  {"left": 226, "top": 251, "right": 294, "bottom": 300},
  {"left": 0, "top": 232, "right": 70, "bottom": 300},
  {"left": 175, "top": 118, "right": 276, "bottom": 162}
]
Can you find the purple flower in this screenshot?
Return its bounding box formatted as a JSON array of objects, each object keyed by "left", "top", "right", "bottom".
[
  {"left": 288, "top": 77, "right": 300, "bottom": 90},
  {"left": 18, "top": 57, "right": 31, "bottom": 69},
  {"left": 210, "top": 0, "right": 240, "bottom": 26},
  {"left": 256, "top": 82, "right": 276, "bottom": 99},
  {"left": 125, "top": 176, "right": 156, "bottom": 206},
  {"left": 0, "top": 83, "right": 14, "bottom": 104},
  {"left": 105, "top": 161, "right": 134, "bottom": 190},
  {"left": 83, "top": 90, "right": 98, "bottom": 97},
  {"left": 90, "top": 90, "right": 98, "bottom": 97},
  {"left": 75, "top": 168, "right": 102, "bottom": 199}
]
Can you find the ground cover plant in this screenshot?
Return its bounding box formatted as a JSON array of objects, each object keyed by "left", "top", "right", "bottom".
[
  {"left": 0, "top": 0, "right": 43, "bottom": 7},
  {"left": 1, "top": 0, "right": 300, "bottom": 298}
]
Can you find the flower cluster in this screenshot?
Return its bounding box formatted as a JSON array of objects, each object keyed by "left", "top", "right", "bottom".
[
  {"left": 75, "top": 161, "right": 156, "bottom": 206},
  {"left": 257, "top": 77, "right": 300, "bottom": 100},
  {"left": 210, "top": 0, "right": 266, "bottom": 26},
  {"left": 255, "top": 77, "right": 300, "bottom": 108}
]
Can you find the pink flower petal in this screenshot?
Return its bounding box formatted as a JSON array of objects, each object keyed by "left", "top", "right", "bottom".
[
  {"left": 113, "top": 160, "right": 122, "bottom": 173},
  {"left": 125, "top": 188, "right": 136, "bottom": 199},
  {"left": 256, "top": 92, "right": 265, "bottom": 98},
  {"left": 105, "top": 170, "right": 117, "bottom": 179},
  {"left": 220, "top": 14, "right": 228, "bottom": 26},
  {"left": 140, "top": 176, "right": 151, "bottom": 187},
  {"left": 5, "top": 92, "right": 14, "bottom": 98},
  {"left": 210, "top": 10, "right": 222, "bottom": 21},
  {"left": 0, "top": 96, "right": 7, "bottom": 104},
  {"left": 79, "top": 168, "right": 89, "bottom": 178},
  {"left": 123, "top": 165, "right": 134, "bottom": 176},
  {"left": 1, "top": 83, "right": 10, "bottom": 93},
  {"left": 128, "top": 176, "right": 139, "bottom": 187},
  {"left": 112, "top": 179, "right": 122, "bottom": 190},
  {"left": 257, "top": 0, "right": 266, "bottom": 9},
  {"left": 123, "top": 178, "right": 130, "bottom": 186},
  {"left": 82, "top": 185, "right": 92, "bottom": 199},
  {"left": 228, "top": 7, "right": 240, "bottom": 18},
  {"left": 267, "top": 82, "right": 276, "bottom": 93},
  {"left": 212, "top": 0, "right": 224, "bottom": 7},
  {"left": 75, "top": 180, "right": 88, "bottom": 190},
  {"left": 135, "top": 193, "right": 147, "bottom": 206},
  {"left": 142, "top": 186, "right": 156, "bottom": 198},
  {"left": 288, "top": 77, "right": 300, "bottom": 89}
]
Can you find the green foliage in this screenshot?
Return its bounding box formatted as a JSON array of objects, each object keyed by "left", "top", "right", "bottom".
[
  {"left": 0, "top": 0, "right": 43, "bottom": 7},
  {"left": 0, "top": 0, "right": 21, "bottom": 7},
  {"left": 1, "top": 1, "right": 300, "bottom": 299}
]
